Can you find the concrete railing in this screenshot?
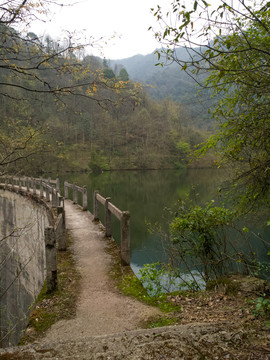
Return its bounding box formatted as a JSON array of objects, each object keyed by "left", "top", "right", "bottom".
[
  {"left": 93, "top": 190, "right": 130, "bottom": 266},
  {"left": 0, "top": 176, "right": 63, "bottom": 208},
  {"left": 64, "top": 181, "right": 88, "bottom": 210},
  {"left": 45, "top": 204, "right": 66, "bottom": 293},
  {"left": 0, "top": 176, "right": 66, "bottom": 293}
]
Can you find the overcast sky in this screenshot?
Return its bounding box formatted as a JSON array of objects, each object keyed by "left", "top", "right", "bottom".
[{"left": 30, "top": 0, "right": 170, "bottom": 60}]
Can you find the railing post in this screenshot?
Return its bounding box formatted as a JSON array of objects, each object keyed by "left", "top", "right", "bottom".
[
  {"left": 55, "top": 191, "right": 60, "bottom": 207},
  {"left": 40, "top": 178, "right": 44, "bottom": 198},
  {"left": 11, "top": 177, "right": 15, "bottom": 190},
  {"left": 56, "top": 178, "right": 60, "bottom": 192},
  {"left": 52, "top": 189, "right": 57, "bottom": 207},
  {"left": 18, "top": 177, "right": 21, "bottom": 191},
  {"left": 105, "top": 197, "right": 111, "bottom": 237},
  {"left": 46, "top": 184, "right": 50, "bottom": 202},
  {"left": 64, "top": 181, "right": 68, "bottom": 199},
  {"left": 59, "top": 195, "right": 64, "bottom": 208},
  {"left": 56, "top": 192, "right": 60, "bottom": 207},
  {"left": 93, "top": 190, "right": 99, "bottom": 221},
  {"left": 121, "top": 211, "right": 131, "bottom": 266},
  {"left": 45, "top": 226, "right": 57, "bottom": 293},
  {"left": 82, "top": 186, "right": 87, "bottom": 211},
  {"left": 56, "top": 206, "right": 66, "bottom": 251},
  {"left": 73, "top": 184, "right": 78, "bottom": 204},
  {"left": 33, "top": 178, "right": 36, "bottom": 194},
  {"left": 57, "top": 204, "right": 65, "bottom": 226},
  {"left": 26, "top": 177, "right": 30, "bottom": 192}
]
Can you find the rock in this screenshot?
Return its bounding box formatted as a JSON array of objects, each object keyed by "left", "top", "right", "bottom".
[
  {"left": 0, "top": 323, "right": 255, "bottom": 359},
  {"left": 231, "top": 275, "right": 270, "bottom": 296}
]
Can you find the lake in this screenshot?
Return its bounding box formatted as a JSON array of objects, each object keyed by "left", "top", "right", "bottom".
[{"left": 59, "top": 168, "right": 270, "bottom": 276}]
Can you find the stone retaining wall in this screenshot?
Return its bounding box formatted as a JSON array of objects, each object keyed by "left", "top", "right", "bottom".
[{"left": 0, "top": 189, "right": 50, "bottom": 347}]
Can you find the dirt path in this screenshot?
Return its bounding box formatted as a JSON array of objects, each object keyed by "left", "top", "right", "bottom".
[{"left": 41, "top": 200, "right": 160, "bottom": 343}]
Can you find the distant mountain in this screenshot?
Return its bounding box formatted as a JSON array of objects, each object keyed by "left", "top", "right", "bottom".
[
  {"left": 110, "top": 48, "right": 215, "bottom": 130},
  {"left": 110, "top": 53, "right": 158, "bottom": 80},
  {"left": 110, "top": 47, "right": 188, "bottom": 80}
]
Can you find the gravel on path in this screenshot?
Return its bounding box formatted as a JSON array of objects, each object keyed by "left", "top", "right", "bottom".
[{"left": 40, "top": 200, "right": 160, "bottom": 343}]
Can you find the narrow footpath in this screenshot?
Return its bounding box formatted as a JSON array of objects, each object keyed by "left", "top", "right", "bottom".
[{"left": 41, "top": 200, "right": 160, "bottom": 342}]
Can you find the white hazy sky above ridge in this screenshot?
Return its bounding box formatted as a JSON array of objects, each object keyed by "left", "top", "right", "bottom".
[
  {"left": 29, "top": 0, "right": 170, "bottom": 60},
  {"left": 28, "top": 0, "right": 251, "bottom": 60}
]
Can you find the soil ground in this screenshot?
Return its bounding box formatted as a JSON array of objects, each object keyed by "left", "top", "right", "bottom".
[{"left": 1, "top": 200, "right": 270, "bottom": 359}]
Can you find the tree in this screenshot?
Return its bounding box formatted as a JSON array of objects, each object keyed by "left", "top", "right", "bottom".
[
  {"left": 0, "top": 1, "right": 139, "bottom": 174},
  {"left": 118, "top": 68, "right": 129, "bottom": 81},
  {"left": 103, "top": 67, "right": 116, "bottom": 79},
  {"left": 151, "top": 0, "right": 270, "bottom": 210}
]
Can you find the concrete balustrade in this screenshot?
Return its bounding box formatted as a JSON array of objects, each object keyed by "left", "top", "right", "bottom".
[
  {"left": 64, "top": 184, "right": 131, "bottom": 265},
  {"left": 45, "top": 227, "right": 58, "bottom": 293},
  {"left": 0, "top": 176, "right": 65, "bottom": 293},
  {"left": 93, "top": 190, "right": 131, "bottom": 266},
  {"left": 64, "top": 181, "right": 88, "bottom": 210},
  {"left": 1, "top": 176, "right": 131, "bottom": 295},
  {"left": 0, "top": 176, "right": 63, "bottom": 207}
]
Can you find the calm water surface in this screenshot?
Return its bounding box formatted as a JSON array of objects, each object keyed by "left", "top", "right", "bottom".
[{"left": 59, "top": 169, "right": 269, "bottom": 273}]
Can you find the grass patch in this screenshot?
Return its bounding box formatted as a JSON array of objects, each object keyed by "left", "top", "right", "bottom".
[
  {"left": 120, "top": 274, "right": 181, "bottom": 313},
  {"left": 27, "top": 308, "right": 57, "bottom": 334},
  {"left": 19, "top": 232, "right": 81, "bottom": 345},
  {"left": 104, "top": 238, "right": 181, "bottom": 316},
  {"left": 148, "top": 316, "right": 178, "bottom": 328}
]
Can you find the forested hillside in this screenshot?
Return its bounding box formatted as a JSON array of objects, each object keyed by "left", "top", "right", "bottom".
[
  {"left": 0, "top": 21, "right": 213, "bottom": 175},
  {"left": 110, "top": 49, "right": 215, "bottom": 131}
]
